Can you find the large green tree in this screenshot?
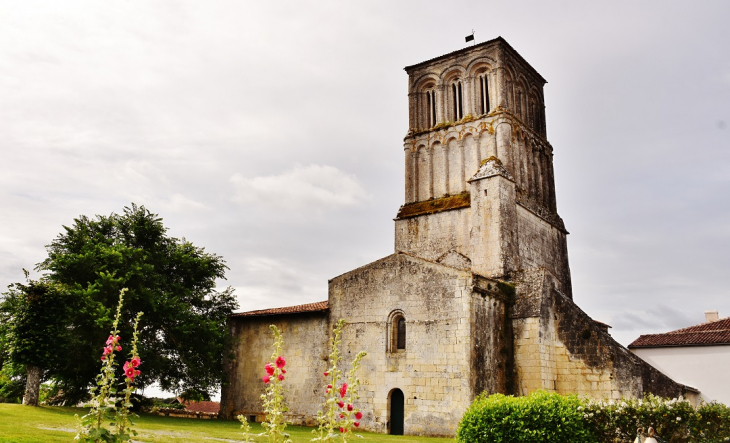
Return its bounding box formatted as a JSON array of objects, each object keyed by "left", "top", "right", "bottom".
[
  {"left": 31, "top": 203, "right": 237, "bottom": 403},
  {"left": 0, "top": 277, "right": 71, "bottom": 405}
]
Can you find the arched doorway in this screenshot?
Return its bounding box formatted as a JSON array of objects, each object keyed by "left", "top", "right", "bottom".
[{"left": 389, "top": 388, "right": 404, "bottom": 435}]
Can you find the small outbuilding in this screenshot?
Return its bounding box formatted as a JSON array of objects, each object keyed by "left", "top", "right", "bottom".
[{"left": 630, "top": 311, "right": 729, "bottom": 404}]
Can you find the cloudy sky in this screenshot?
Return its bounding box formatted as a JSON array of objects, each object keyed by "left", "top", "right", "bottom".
[{"left": 2, "top": 0, "right": 729, "bottom": 355}]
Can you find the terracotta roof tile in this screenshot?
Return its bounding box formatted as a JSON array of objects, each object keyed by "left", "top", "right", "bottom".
[
  {"left": 177, "top": 398, "right": 220, "bottom": 414},
  {"left": 230, "top": 301, "right": 328, "bottom": 318},
  {"left": 629, "top": 317, "right": 730, "bottom": 348}
]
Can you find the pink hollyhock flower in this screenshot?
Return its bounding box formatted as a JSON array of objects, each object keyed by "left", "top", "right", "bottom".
[
  {"left": 355, "top": 412, "right": 363, "bottom": 420},
  {"left": 115, "top": 345, "right": 122, "bottom": 351},
  {"left": 102, "top": 346, "right": 113, "bottom": 355},
  {"left": 264, "top": 363, "right": 275, "bottom": 376},
  {"left": 347, "top": 404, "right": 353, "bottom": 411},
  {"left": 339, "top": 427, "right": 344, "bottom": 433},
  {"left": 278, "top": 374, "right": 285, "bottom": 381},
  {"left": 130, "top": 357, "right": 141, "bottom": 368},
  {"left": 123, "top": 361, "right": 131, "bottom": 371},
  {"left": 275, "top": 356, "right": 286, "bottom": 368},
  {"left": 135, "top": 369, "right": 140, "bottom": 377},
  {"left": 354, "top": 422, "right": 360, "bottom": 427},
  {"left": 262, "top": 375, "right": 270, "bottom": 384},
  {"left": 106, "top": 335, "right": 115, "bottom": 345},
  {"left": 338, "top": 401, "right": 344, "bottom": 408},
  {"left": 339, "top": 383, "right": 348, "bottom": 398}
]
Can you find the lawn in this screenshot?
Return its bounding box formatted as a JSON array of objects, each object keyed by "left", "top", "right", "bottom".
[{"left": 0, "top": 404, "right": 455, "bottom": 443}]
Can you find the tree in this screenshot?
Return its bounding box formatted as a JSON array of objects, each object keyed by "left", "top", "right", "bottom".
[
  {"left": 0, "top": 276, "right": 72, "bottom": 405},
  {"left": 32, "top": 203, "right": 237, "bottom": 403}
]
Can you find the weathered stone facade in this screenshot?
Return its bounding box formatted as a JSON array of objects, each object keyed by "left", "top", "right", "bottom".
[{"left": 220, "top": 37, "right": 695, "bottom": 436}]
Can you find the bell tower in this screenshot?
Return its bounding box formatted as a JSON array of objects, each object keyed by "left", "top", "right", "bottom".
[{"left": 394, "top": 37, "right": 572, "bottom": 296}]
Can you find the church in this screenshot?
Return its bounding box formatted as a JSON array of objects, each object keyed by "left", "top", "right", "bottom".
[{"left": 219, "top": 37, "right": 694, "bottom": 437}]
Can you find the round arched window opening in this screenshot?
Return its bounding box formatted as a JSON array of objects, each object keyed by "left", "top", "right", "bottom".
[
  {"left": 387, "top": 310, "right": 406, "bottom": 353},
  {"left": 396, "top": 317, "right": 406, "bottom": 350}
]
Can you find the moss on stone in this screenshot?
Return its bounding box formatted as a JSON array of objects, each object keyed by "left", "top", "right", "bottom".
[{"left": 396, "top": 192, "right": 471, "bottom": 219}]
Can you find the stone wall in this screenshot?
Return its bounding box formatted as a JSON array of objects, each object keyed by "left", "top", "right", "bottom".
[
  {"left": 394, "top": 206, "right": 471, "bottom": 264},
  {"left": 515, "top": 204, "right": 571, "bottom": 296},
  {"left": 329, "top": 253, "right": 479, "bottom": 437},
  {"left": 220, "top": 311, "right": 328, "bottom": 424},
  {"left": 471, "top": 276, "right": 515, "bottom": 396},
  {"left": 511, "top": 269, "right": 692, "bottom": 402}
]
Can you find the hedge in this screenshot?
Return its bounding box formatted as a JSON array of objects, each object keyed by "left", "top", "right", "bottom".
[{"left": 457, "top": 391, "right": 730, "bottom": 443}]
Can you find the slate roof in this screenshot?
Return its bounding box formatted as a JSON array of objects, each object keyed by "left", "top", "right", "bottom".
[
  {"left": 629, "top": 317, "right": 730, "bottom": 348},
  {"left": 229, "top": 301, "right": 328, "bottom": 318}
]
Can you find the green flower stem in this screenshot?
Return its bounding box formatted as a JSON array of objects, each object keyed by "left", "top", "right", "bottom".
[{"left": 261, "top": 325, "right": 292, "bottom": 443}]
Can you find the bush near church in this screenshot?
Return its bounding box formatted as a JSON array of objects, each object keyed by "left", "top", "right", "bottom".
[
  {"left": 457, "top": 391, "right": 730, "bottom": 443},
  {"left": 456, "top": 390, "right": 594, "bottom": 443}
]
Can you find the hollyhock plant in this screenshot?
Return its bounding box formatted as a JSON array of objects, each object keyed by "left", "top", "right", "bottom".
[
  {"left": 75, "top": 289, "right": 144, "bottom": 443},
  {"left": 259, "top": 325, "right": 292, "bottom": 443},
  {"left": 312, "top": 319, "right": 368, "bottom": 443}
]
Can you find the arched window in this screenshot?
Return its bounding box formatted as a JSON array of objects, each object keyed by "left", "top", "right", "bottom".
[
  {"left": 478, "top": 73, "right": 490, "bottom": 114},
  {"left": 387, "top": 310, "right": 406, "bottom": 352},
  {"left": 397, "top": 317, "right": 406, "bottom": 349},
  {"left": 426, "top": 89, "right": 437, "bottom": 128},
  {"left": 451, "top": 79, "right": 463, "bottom": 120}
]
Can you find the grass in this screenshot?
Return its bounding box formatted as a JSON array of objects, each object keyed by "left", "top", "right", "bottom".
[{"left": 0, "top": 404, "right": 455, "bottom": 443}]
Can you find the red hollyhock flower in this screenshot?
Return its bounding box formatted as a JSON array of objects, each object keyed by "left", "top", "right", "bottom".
[
  {"left": 130, "top": 357, "right": 141, "bottom": 368},
  {"left": 347, "top": 404, "right": 353, "bottom": 411},
  {"left": 354, "top": 422, "right": 360, "bottom": 427},
  {"left": 323, "top": 371, "right": 329, "bottom": 376},
  {"left": 265, "top": 363, "right": 275, "bottom": 376},
  {"left": 338, "top": 401, "right": 344, "bottom": 408},
  {"left": 102, "top": 346, "right": 113, "bottom": 355},
  {"left": 327, "top": 384, "right": 332, "bottom": 389},
  {"left": 339, "top": 413, "right": 344, "bottom": 418},
  {"left": 101, "top": 356, "right": 105, "bottom": 361},
  {"left": 275, "top": 356, "right": 286, "bottom": 368},
  {"left": 278, "top": 374, "right": 285, "bottom": 381},
  {"left": 125, "top": 366, "right": 136, "bottom": 379},
  {"left": 282, "top": 369, "right": 286, "bottom": 374},
  {"left": 339, "top": 383, "right": 348, "bottom": 398},
  {"left": 115, "top": 345, "right": 122, "bottom": 351},
  {"left": 262, "top": 375, "right": 270, "bottom": 384},
  {"left": 355, "top": 412, "right": 363, "bottom": 420},
  {"left": 339, "top": 427, "right": 344, "bottom": 433}
]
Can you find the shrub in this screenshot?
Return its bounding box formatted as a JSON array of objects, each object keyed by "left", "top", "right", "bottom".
[
  {"left": 456, "top": 390, "right": 597, "bottom": 443},
  {"left": 583, "top": 395, "right": 730, "bottom": 443},
  {"left": 459, "top": 391, "right": 730, "bottom": 443},
  {"left": 0, "top": 372, "right": 24, "bottom": 403}
]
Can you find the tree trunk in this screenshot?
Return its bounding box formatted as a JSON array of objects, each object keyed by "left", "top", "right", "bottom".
[{"left": 23, "top": 365, "right": 41, "bottom": 406}]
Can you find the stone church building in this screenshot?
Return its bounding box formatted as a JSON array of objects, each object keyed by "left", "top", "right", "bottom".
[{"left": 220, "top": 37, "right": 694, "bottom": 436}]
